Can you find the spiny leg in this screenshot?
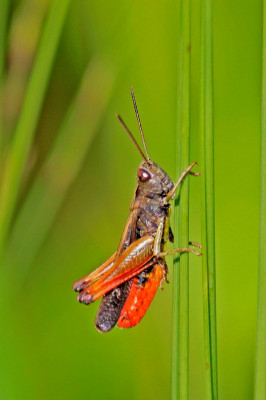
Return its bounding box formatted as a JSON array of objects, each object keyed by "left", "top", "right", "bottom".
[
  {"left": 153, "top": 217, "right": 202, "bottom": 257},
  {"left": 153, "top": 217, "right": 165, "bottom": 255},
  {"left": 165, "top": 161, "right": 200, "bottom": 202},
  {"left": 156, "top": 248, "right": 202, "bottom": 258},
  {"left": 189, "top": 241, "right": 202, "bottom": 249}
]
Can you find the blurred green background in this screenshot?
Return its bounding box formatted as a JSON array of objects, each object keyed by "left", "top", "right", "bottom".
[{"left": 0, "top": 0, "right": 262, "bottom": 399}]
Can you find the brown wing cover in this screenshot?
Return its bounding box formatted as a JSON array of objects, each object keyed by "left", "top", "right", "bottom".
[{"left": 94, "top": 206, "right": 137, "bottom": 333}]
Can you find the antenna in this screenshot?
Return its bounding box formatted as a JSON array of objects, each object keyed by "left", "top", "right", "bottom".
[
  {"left": 130, "top": 87, "right": 150, "bottom": 160},
  {"left": 116, "top": 114, "right": 147, "bottom": 161}
]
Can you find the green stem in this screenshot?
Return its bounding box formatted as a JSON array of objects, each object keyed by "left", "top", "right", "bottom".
[
  {"left": 0, "top": 0, "right": 72, "bottom": 261},
  {"left": 254, "top": 0, "right": 266, "bottom": 398},
  {"left": 200, "top": 0, "right": 218, "bottom": 398},
  {"left": 172, "top": 0, "right": 191, "bottom": 398}
]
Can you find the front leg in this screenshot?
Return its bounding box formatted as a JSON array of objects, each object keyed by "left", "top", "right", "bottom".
[
  {"left": 165, "top": 161, "right": 200, "bottom": 203},
  {"left": 153, "top": 217, "right": 165, "bottom": 256}
]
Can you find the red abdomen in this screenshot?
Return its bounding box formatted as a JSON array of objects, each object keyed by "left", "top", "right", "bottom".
[{"left": 117, "top": 264, "right": 164, "bottom": 328}]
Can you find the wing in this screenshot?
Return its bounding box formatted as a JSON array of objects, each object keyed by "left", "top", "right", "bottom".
[
  {"left": 95, "top": 187, "right": 140, "bottom": 332},
  {"left": 114, "top": 185, "right": 139, "bottom": 260},
  {"left": 117, "top": 261, "right": 167, "bottom": 329},
  {"left": 73, "top": 252, "right": 116, "bottom": 292},
  {"left": 77, "top": 236, "right": 155, "bottom": 304}
]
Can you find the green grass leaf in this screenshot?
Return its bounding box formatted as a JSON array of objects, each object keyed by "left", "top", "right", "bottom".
[
  {"left": 0, "top": 0, "right": 72, "bottom": 260},
  {"left": 172, "top": 0, "right": 191, "bottom": 398},
  {"left": 254, "top": 0, "right": 266, "bottom": 398},
  {"left": 200, "top": 0, "right": 218, "bottom": 398},
  {"left": 3, "top": 58, "right": 114, "bottom": 280}
]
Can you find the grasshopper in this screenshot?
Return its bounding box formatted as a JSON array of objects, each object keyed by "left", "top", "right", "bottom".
[{"left": 73, "top": 88, "right": 201, "bottom": 332}]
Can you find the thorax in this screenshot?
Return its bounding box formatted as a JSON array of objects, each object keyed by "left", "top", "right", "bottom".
[{"left": 134, "top": 192, "right": 170, "bottom": 239}]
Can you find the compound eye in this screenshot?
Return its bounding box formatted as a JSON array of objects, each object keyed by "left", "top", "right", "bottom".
[{"left": 137, "top": 168, "right": 151, "bottom": 182}]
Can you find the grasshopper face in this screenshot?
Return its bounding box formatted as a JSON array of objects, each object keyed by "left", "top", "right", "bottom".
[{"left": 137, "top": 160, "right": 174, "bottom": 197}]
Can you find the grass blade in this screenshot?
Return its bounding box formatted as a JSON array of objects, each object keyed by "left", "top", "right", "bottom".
[
  {"left": 172, "top": 0, "right": 191, "bottom": 398},
  {"left": 3, "top": 0, "right": 49, "bottom": 135},
  {"left": 0, "top": 0, "right": 72, "bottom": 260},
  {"left": 200, "top": 0, "right": 218, "bottom": 398},
  {"left": 3, "top": 58, "right": 114, "bottom": 280},
  {"left": 254, "top": 0, "right": 266, "bottom": 398}
]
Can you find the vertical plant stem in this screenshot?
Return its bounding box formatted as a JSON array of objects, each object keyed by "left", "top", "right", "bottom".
[
  {"left": 0, "top": 0, "right": 72, "bottom": 260},
  {"left": 254, "top": 0, "right": 266, "bottom": 398},
  {"left": 200, "top": 0, "right": 218, "bottom": 398},
  {"left": 172, "top": 0, "right": 191, "bottom": 399}
]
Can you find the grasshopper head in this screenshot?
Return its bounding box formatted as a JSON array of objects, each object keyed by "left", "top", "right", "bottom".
[{"left": 137, "top": 160, "right": 174, "bottom": 197}]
